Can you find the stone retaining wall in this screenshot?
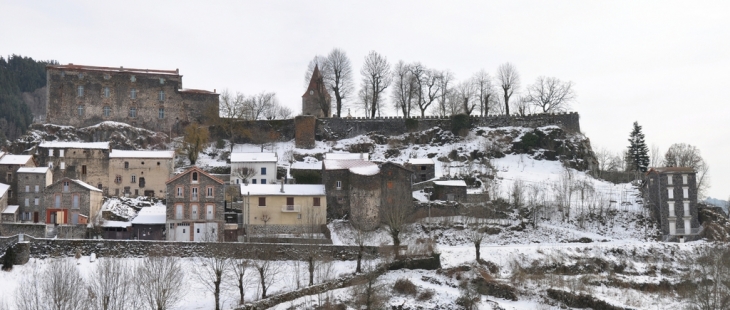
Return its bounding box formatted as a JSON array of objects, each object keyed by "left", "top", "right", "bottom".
[{"left": 0, "top": 223, "right": 47, "bottom": 238}]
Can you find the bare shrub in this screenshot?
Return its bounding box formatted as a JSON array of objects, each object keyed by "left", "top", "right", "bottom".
[
  {"left": 15, "top": 259, "right": 86, "bottom": 310},
  {"left": 88, "top": 258, "right": 137, "bottom": 310},
  {"left": 393, "top": 278, "right": 418, "bottom": 296},
  {"left": 350, "top": 270, "right": 387, "bottom": 310},
  {"left": 417, "top": 289, "right": 435, "bottom": 301},
  {"left": 191, "top": 256, "right": 230, "bottom": 310},
  {"left": 135, "top": 256, "right": 186, "bottom": 310}
]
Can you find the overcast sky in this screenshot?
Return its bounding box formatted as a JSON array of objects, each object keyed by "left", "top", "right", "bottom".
[{"left": 2, "top": 1, "right": 729, "bottom": 199}]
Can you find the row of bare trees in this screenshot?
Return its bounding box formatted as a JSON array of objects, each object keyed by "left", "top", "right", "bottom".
[
  {"left": 219, "top": 90, "right": 292, "bottom": 121},
  {"left": 303, "top": 49, "right": 576, "bottom": 118}
]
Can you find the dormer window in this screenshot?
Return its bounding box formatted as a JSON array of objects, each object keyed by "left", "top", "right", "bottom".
[
  {"left": 309, "top": 90, "right": 313, "bottom": 95},
  {"left": 192, "top": 172, "right": 199, "bottom": 183}
]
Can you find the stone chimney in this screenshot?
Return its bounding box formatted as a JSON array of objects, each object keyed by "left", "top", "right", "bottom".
[{"left": 280, "top": 178, "right": 285, "bottom": 193}]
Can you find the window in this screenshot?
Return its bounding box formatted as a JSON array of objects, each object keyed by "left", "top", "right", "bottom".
[
  {"left": 176, "top": 187, "right": 183, "bottom": 197},
  {"left": 131, "top": 175, "right": 136, "bottom": 183},
  {"left": 55, "top": 194, "right": 61, "bottom": 208},
  {"left": 97, "top": 183, "right": 102, "bottom": 189},
  {"left": 297, "top": 214, "right": 302, "bottom": 219},
  {"left": 313, "top": 197, "right": 320, "bottom": 206},
  {"left": 683, "top": 201, "right": 690, "bottom": 216},
  {"left": 34, "top": 198, "right": 39, "bottom": 206},
  {"left": 48, "top": 149, "right": 53, "bottom": 157},
  {"left": 60, "top": 162, "right": 65, "bottom": 170},
  {"left": 24, "top": 198, "right": 29, "bottom": 206},
  {"left": 77, "top": 85, "right": 84, "bottom": 97},
  {"left": 63, "top": 181, "right": 69, "bottom": 192},
  {"left": 287, "top": 197, "right": 294, "bottom": 207},
  {"left": 159, "top": 78, "right": 165, "bottom": 84},
  {"left": 668, "top": 202, "right": 675, "bottom": 217},
  {"left": 6, "top": 173, "right": 11, "bottom": 180},
  {"left": 115, "top": 175, "right": 122, "bottom": 183},
  {"left": 72, "top": 195, "right": 79, "bottom": 209},
  {"left": 206, "top": 187, "right": 213, "bottom": 197},
  {"left": 421, "top": 166, "right": 426, "bottom": 170},
  {"left": 683, "top": 187, "right": 689, "bottom": 198},
  {"left": 667, "top": 188, "right": 674, "bottom": 199},
  {"left": 25, "top": 185, "right": 29, "bottom": 192},
  {"left": 261, "top": 179, "right": 266, "bottom": 184},
  {"left": 103, "top": 106, "right": 111, "bottom": 117},
  {"left": 104, "top": 87, "right": 110, "bottom": 98},
  {"left": 336, "top": 181, "right": 342, "bottom": 190},
  {"left": 81, "top": 165, "right": 87, "bottom": 175},
  {"left": 78, "top": 73, "right": 84, "bottom": 79},
  {"left": 261, "top": 167, "right": 267, "bottom": 175},
  {"left": 175, "top": 205, "right": 183, "bottom": 219},
  {"left": 258, "top": 197, "right": 266, "bottom": 206},
  {"left": 60, "top": 150, "right": 64, "bottom": 157},
  {"left": 158, "top": 90, "right": 165, "bottom": 101},
  {"left": 130, "top": 88, "right": 137, "bottom": 99},
  {"left": 124, "top": 162, "right": 129, "bottom": 169},
  {"left": 139, "top": 177, "right": 145, "bottom": 187},
  {"left": 309, "top": 90, "right": 313, "bottom": 95},
  {"left": 103, "top": 73, "right": 110, "bottom": 80},
  {"left": 192, "top": 172, "right": 198, "bottom": 183},
  {"left": 206, "top": 205, "right": 214, "bottom": 220},
  {"left": 387, "top": 181, "right": 393, "bottom": 189},
  {"left": 682, "top": 174, "right": 688, "bottom": 184},
  {"left": 34, "top": 185, "right": 39, "bottom": 192},
  {"left": 191, "top": 205, "right": 199, "bottom": 220},
  {"left": 158, "top": 108, "right": 165, "bottom": 119},
  {"left": 77, "top": 105, "right": 84, "bottom": 116},
  {"left": 129, "top": 107, "right": 137, "bottom": 118},
  {"left": 252, "top": 179, "right": 257, "bottom": 184},
  {"left": 421, "top": 174, "right": 427, "bottom": 181},
  {"left": 130, "top": 75, "right": 136, "bottom": 82},
  {"left": 667, "top": 175, "right": 673, "bottom": 185},
  {"left": 191, "top": 187, "right": 198, "bottom": 201}
]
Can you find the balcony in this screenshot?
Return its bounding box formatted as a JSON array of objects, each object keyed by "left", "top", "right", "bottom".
[
  {"left": 281, "top": 205, "right": 301, "bottom": 213},
  {"left": 674, "top": 228, "right": 701, "bottom": 235}
]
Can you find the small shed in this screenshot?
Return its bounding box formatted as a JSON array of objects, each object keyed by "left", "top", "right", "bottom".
[
  {"left": 131, "top": 205, "right": 166, "bottom": 240},
  {"left": 432, "top": 180, "right": 467, "bottom": 202},
  {"left": 1, "top": 205, "right": 19, "bottom": 222}
]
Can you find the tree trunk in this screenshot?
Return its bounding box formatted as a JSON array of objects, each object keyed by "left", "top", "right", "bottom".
[
  {"left": 503, "top": 89, "right": 510, "bottom": 116},
  {"left": 475, "top": 243, "right": 481, "bottom": 261},
  {"left": 356, "top": 245, "right": 363, "bottom": 273},
  {"left": 214, "top": 278, "right": 221, "bottom": 310},
  {"left": 393, "top": 235, "right": 401, "bottom": 259},
  {"left": 238, "top": 277, "right": 245, "bottom": 304},
  {"left": 308, "top": 256, "right": 315, "bottom": 286}
]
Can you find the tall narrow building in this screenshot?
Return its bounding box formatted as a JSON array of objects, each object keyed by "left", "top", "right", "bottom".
[{"left": 301, "top": 64, "right": 331, "bottom": 118}]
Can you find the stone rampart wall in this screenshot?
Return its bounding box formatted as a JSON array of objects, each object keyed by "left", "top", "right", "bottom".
[{"left": 0, "top": 223, "right": 47, "bottom": 238}]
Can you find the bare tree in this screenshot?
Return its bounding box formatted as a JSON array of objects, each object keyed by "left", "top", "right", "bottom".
[
  {"left": 192, "top": 255, "right": 230, "bottom": 310},
  {"left": 454, "top": 80, "right": 477, "bottom": 115},
  {"left": 326, "top": 48, "right": 354, "bottom": 117},
  {"left": 253, "top": 255, "right": 282, "bottom": 299},
  {"left": 683, "top": 245, "right": 730, "bottom": 310},
  {"left": 135, "top": 256, "right": 186, "bottom": 310},
  {"left": 301, "top": 207, "right": 324, "bottom": 286},
  {"left": 419, "top": 69, "right": 442, "bottom": 117},
  {"left": 353, "top": 223, "right": 373, "bottom": 273},
  {"left": 525, "top": 76, "right": 575, "bottom": 113},
  {"left": 245, "top": 92, "right": 277, "bottom": 120},
  {"left": 436, "top": 70, "right": 454, "bottom": 117},
  {"left": 383, "top": 203, "right": 410, "bottom": 259},
  {"left": 391, "top": 61, "right": 416, "bottom": 117},
  {"left": 409, "top": 62, "right": 427, "bottom": 116},
  {"left": 472, "top": 70, "right": 498, "bottom": 117},
  {"left": 16, "top": 259, "right": 87, "bottom": 310},
  {"left": 350, "top": 266, "right": 387, "bottom": 310},
  {"left": 230, "top": 258, "right": 250, "bottom": 305},
  {"left": 465, "top": 216, "right": 485, "bottom": 261},
  {"left": 88, "top": 258, "right": 137, "bottom": 310},
  {"left": 663, "top": 143, "right": 710, "bottom": 198},
  {"left": 360, "top": 51, "right": 392, "bottom": 118},
  {"left": 512, "top": 95, "right": 534, "bottom": 116},
  {"left": 263, "top": 101, "right": 293, "bottom": 120},
  {"left": 649, "top": 144, "right": 662, "bottom": 169},
  {"left": 232, "top": 165, "right": 257, "bottom": 185},
  {"left": 497, "top": 62, "right": 520, "bottom": 116}
]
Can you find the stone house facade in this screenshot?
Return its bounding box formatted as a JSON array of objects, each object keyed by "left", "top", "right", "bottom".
[
  {"left": 36, "top": 141, "right": 110, "bottom": 194},
  {"left": 108, "top": 150, "right": 174, "bottom": 198},
  {"left": 644, "top": 167, "right": 701, "bottom": 241},
  {"left": 242, "top": 183, "right": 326, "bottom": 234},
  {"left": 1, "top": 205, "right": 17, "bottom": 222},
  {"left": 45, "top": 178, "right": 103, "bottom": 225},
  {"left": 0, "top": 153, "right": 36, "bottom": 205},
  {"left": 16, "top": 167, "right": 53, "bottom": 223},
  {"left": 407, "top": 158, "right": 435, "bottom": 183},
  {"left": 45, "top": 64, "right": 219, "bottom": 133},
  {"left": 0, "top": 184, "right": 10, "bottom": 221},
  {"left": 432, "top": 180, "right": 468, "bottom": 202},
  {"left": 230, "top": 152, "right": 278, "bottom": 185},
  {"left": 165, "top": 167, "right": 225, "bottom": 242},
  {"left": 301, "top": 64, "right": 330, "bottom": 118}
]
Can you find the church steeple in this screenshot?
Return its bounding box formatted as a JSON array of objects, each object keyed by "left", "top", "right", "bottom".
[{"left": 302, "top": 64, "right": 331, "bottom": 118}]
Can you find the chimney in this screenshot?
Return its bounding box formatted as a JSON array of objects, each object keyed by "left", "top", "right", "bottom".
[{"left": 280, "top": 178, "right": 285, "bottom": 193}]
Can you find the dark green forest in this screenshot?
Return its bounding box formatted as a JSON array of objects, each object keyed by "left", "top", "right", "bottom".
[{"left": 0, "top": 55, "right": 56, "bottom": 145}]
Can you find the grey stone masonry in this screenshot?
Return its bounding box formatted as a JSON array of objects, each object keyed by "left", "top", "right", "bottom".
[
  {"left": 644, "top": 167, "right": 700, "bottom": 238},
  {"left": 166, "top": 167, "right": 225, "bottom": 241}
]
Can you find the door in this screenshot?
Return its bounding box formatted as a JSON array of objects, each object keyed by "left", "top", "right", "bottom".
[
  {"left": 193, "top": 223, "right": 205, "bottom": 241},
  {"left": 206, "top": 205, "right": 214, "bottom": 220},
  {"left": 33, "top": 212, "right": 38, "bottom": 223},
  {"left": 50, "top": 212, "right": 56, "bottom": 224},
  {"left": 684, "top": 219, "right": 691, "bottom": 235},
  {"left": 175, "top": 224, "right": 189, "bottom": 241},
  {"left": 669, "top": 221, "right": 676, "bottom": 235}
]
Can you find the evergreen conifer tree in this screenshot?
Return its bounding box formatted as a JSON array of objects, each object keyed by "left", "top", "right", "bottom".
[
  {"left": 2, "top": 246, "right": 15, "bottom": 271},
  {"left": 627, "top": 121, "right": 650, "bottom": 172}
]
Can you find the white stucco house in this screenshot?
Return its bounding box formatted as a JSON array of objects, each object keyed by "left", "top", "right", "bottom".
[{"left": 230, "top": 152, "right": 278, "bottom": 185}]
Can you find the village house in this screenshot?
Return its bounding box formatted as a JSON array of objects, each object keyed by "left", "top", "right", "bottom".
[
  {"left": 644, "top": 167, "right": 701, "bottom": 241},
  {"left": 131, "top": 205, "right": 166, "bottom": 240},
  {"left": 230, "top": 152, "right": 278, "bottom": 185},
  {"left": 16, "top": 167, "right": 53, "bottom": 223},
  {"left": 1, "top": 205, "right": 18, "bottom": 223},
  {"left": 45, "top": 64, "right": 219, "bottom": 133},
  {"left": 166, "top": 167, "right": 225, "bottom": 241},
  {"left": 45, "top": 178, "right": 103, "bottom": 225},
  {"left": 108, "top": 150, "right": 175, "bottom": 198},
  {"left": 241, "top": 183, "right": 326, "bottom": 235},
  {"left": 406, "top": 158, "right": 436, "bottom": 183},
  {"left": 0, "top": 183, "right": 11, "bottom": 221},
  {"left": 0, "top": 153, "right": 36, "bottom": 205},
  {"left": 432, "top": 180, "right": 468, "bottom": 202},
  {"left": 36, "top": 141, "right": 110, "bottom": 194}
]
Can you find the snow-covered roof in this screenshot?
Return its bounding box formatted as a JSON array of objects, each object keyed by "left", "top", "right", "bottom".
[
  {"left": 433, "top": 180, "right": 467, "bottom": 187},
  {"left": 0, "top": 152, "right": 5, "bottom": 158},
  {"left": 350, "top": 165, "right": 380, "bottom": 176},
  {"left": 324, "top": 153, "right": 369, "bottom": 161},
  {"left": 241, "top": 184, "right": 326, "bottom": 196},
  {"left": 323, "top": 159, "right": 375, "bottom": 170},
  {"left": 48, "top": 64, "right": 180, "bottom": 76},
  {"left": 17, "top": 167, "right": 49, "bottom": 174},
  {"left": 230, "top": 152, "right": 277, "bottom": 163},
  {"left": 72, "top": 179, "right": 103, "bottom": 192},
  {"left": 0, "top": 155, "right": 33, "bottom": 165},
  {"left": 39, "top": 141, "right": 110, "bottom": 149},
  {"left": 291, "top": 161, "right": 322, "bottom": 170},
  {"left": 109, "top": 150, "right": 175, "bottom": 158},
  {"left": 408, "top": 158, "right": 435, "bottom": 165},
  {"left": 0, "top": 183, "right": 9, "bottom": 198},
  {"left": 131, "top": 205, "right": 166, "bottom": 225},
  {"left": 649, "top": 167, "right": 695, "bottom": 174},
  {"left": 101, "top": 220, "right": 132, "bottom": 228},
  {"left": 2, "top": 205, "right": 18, "bottom": 214}
]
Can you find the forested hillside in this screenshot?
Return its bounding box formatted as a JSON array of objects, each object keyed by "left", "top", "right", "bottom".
[{"left": 0, "top": 55, "right": 56, "bottom": 145}]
